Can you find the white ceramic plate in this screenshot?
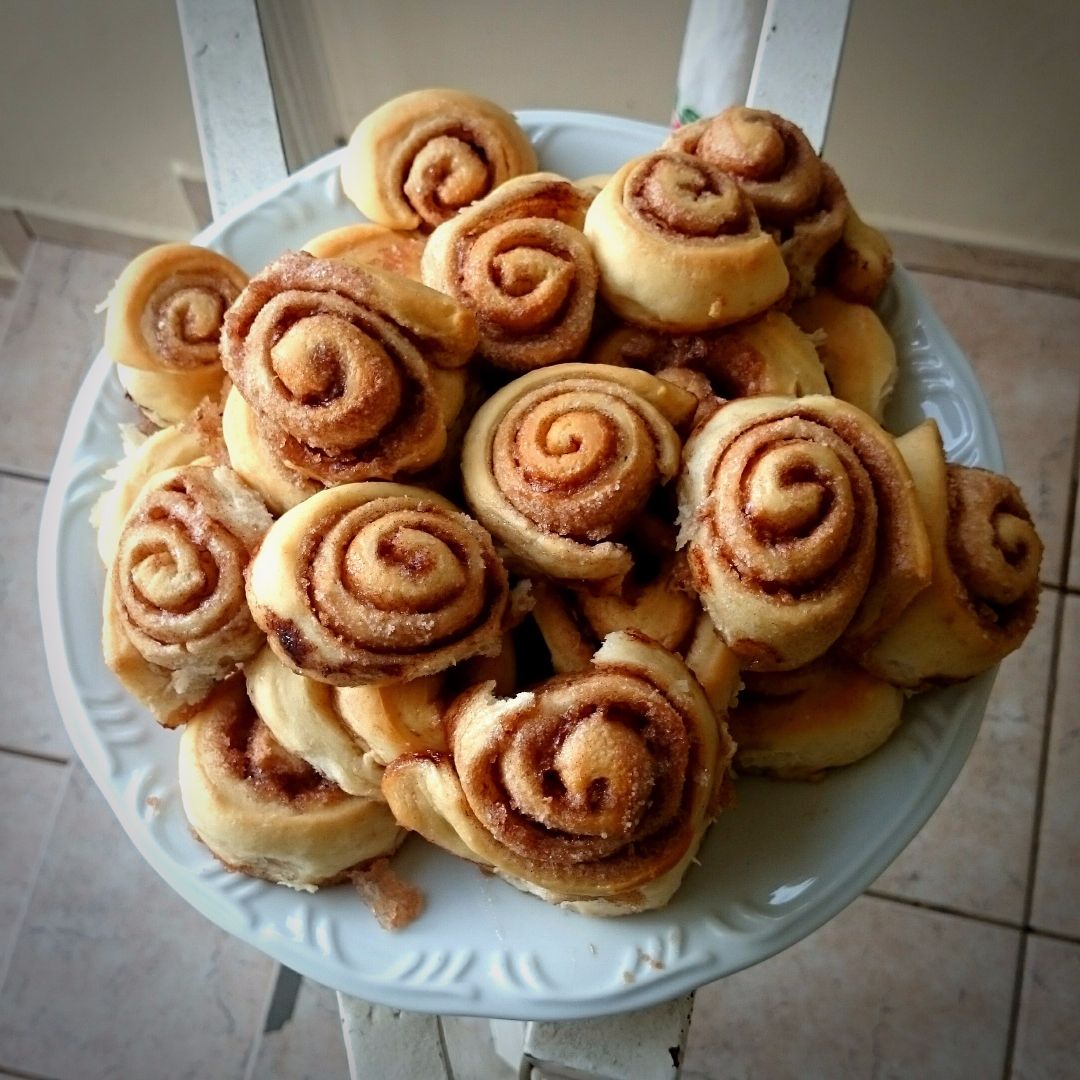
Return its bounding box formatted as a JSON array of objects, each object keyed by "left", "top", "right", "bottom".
[{"left": 38, "top": 111, "right": 1002, "bottom": 1021}]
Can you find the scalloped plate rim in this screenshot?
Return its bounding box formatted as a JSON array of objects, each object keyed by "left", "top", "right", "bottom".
[{"left": 38, "top": 109, "right": 1002, "bottom": 1020}]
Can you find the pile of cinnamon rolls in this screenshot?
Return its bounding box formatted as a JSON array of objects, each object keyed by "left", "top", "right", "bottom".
[{"left": 95, "top": 88, "right": 1042, "bottom": 921}]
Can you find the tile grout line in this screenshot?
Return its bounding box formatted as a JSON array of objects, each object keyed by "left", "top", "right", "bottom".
[
  {"left": 0, "top": 465, "right": 49, "bottom": 486},
  {"left": 0, "top": 745, "right": 71, "bottom": 767},
  {"left": 1001, "top": 397, "right": 1080, "bottom": 1079},
  {"left": 864, "top": 888, "right": 1080, "bottom": 948}
]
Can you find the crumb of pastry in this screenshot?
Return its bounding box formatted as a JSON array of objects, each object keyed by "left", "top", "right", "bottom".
[{"left": 352, "top": 858, "right": 425, "bottom": 930}]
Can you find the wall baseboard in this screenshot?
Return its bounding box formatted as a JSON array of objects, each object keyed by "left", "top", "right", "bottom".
[
  {"left": 2, "top": 198, "right": 1077, "bottom": 301},
  {"left": 887, "top": 229, "right": 1080, "bottom": 299}
]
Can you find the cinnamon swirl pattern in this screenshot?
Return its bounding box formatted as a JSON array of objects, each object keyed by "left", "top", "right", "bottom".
[
  {"left": 860, "top": 421, "right": 1042, "bottom": 687},
  {"left": 589, "top": 310, "right": 829, "bottom": 400},
  {"left": 178, "top": 679, "right": 402, "bottom": 890},
  {"left": 584, "top": 150, "right": 789, "bottom": 331},
  {"left": 102, "top": 464, "right": 272, "bottom": 726},
  {"left": 246, "top": 482, "right": 510, "bottom": 686},
  {"left": 462, "top": 364, "right": 696, "bottom": 587},
  {"left": 341, "top": 88, "right": 538, "bottom": 231},
  {"left": 665, "top": 107, "right": 849, "bottom": 300},
  {"left": 220, "top": 252, "right": 477, "bottom": 486},
  {"left": 421, "top": 173, "right": 598, "bottom": 371},
  {"left": 679, "top": 395, "right": 931, "bottom": 671},
  {"left": 104, "top": 244, "right": 248, "bottom": 423},
  {"left": 382, "top": 631, "right": 736, "bottom": 914}
]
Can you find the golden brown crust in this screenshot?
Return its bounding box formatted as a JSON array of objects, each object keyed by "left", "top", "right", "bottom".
[
  {"left": 678, "top": 395, "right": 931, "bottom": 671},
  {"left": 246, "top": 482, "right": 510, "bottom": 686},
  {"left": 303, "top": 223, "right": 427, "bottom": 281},
  {"left": 665, "top": 107, "right": 825, "bottom": 224},
  {"left": 822, "top": 204, "right": 894, "bottom": 305},
  {"left": 589, "top": 309, "right": 829, "bottom": 400},
  {"left": 461, "top": 364, "right": 695, "bottom": 588},
  {"left": 584, "top": 151, "right": 789, "bottom": 331},
  {"left": 178, "top": 679, "right": 402, "bottom": 890},
  {"left": 790, "top": 290, "right": 898, "bottom": 422},
  {"left": 421, "top": 173, "right": 598, "bottom": 371},
  {"left": 382, "top": 631, "right": 736, "bottom": 914},
  {"left": 341, "top": 88, "right": 538, "bottom": 231},
  {"left": 859, "top": 421, "right": 1042, "bottom": 687},
  {"left": 104, "top": 244, "right": 248, "bottom": 374},
  {"left": 103, "top": 464, "right": 272, "bottom": 726},
  {"left": 664, "top": 108, "right": 849, "bottom": 301},
  {"left": 220, "top": 251, "right": 477, "bottom": 486},
  {"left": 728, "top": 656, "right": 905, "bottom": 779}
]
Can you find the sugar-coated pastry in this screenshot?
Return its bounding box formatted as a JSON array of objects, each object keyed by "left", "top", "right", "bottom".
[
  {"left": 102, "top": 464, "right": 273, "bottom": 726},
  {"left": 589, "top": 309, "right": 829, "bottom": 400},
  {"left": 859, "top": 421, "right": 1042, "bottom": 687},
  {"left": 246, "top": 482, "right": 510, "bottom": 686},
  {"left": 822, "top": 204, "right": 894, "bottom": 305},
  {"left": 664, "top": 106, "right": 849, "bottom": 300},
  {"left": 115, "top": 362, "right": 225, "bottom": 426},
  {"left": 104, "top": 244, "right": 248, "bottom": 420},
  {"left": 95, "top": 423, "right": 206, "bottom": 565},
  {"left": 220, "top": 387, "right": 320, "bottom": 515},
  {"left": 220, "top": 252, "right": 476, "bottom": 486},
  {"left": 728, "top": 657, "right": 905, "bottom": 780},
  {"left": 341, "top": 88, "right": 538, "bottom": 231},
  {"left": 531, "top": 517, "right": 699, "bottom": 673},
  {"left": 178, "top": 679, "right": 402, "bottom": 891},
  {"left": 421, "top": 173, "right": 598, "bottom": 371},
  {"left": 461, "top": 363, "right": 696, "bottom": 588},
  {"left": 303, "top": 223, "right": 427, "bottom": 281},
  {"left": 382, "top": 631, "right": 737, "bottom": 914},
  {"left": 791, "top": 290, "right": 898, "bottom": 422},
  {"left": 584, "top": 150, "right": 788, "bottom": 331},
  {"left": 243, "top": 638, "right": 516, "bottom": 796},
  {"left": 678, "top": 395, "right": 931, "bottom": 671}
]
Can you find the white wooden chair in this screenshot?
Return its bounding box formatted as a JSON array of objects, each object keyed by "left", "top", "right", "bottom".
[{"left": 174, "top": 3, "right": 851, "bottom": 1075}]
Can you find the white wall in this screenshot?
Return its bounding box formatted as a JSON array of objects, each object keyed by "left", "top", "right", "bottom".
[
  {"left": 0, "top": 0, "right": 204, "bottom": 241},
  {"left": 827, "top": 0, "right": 1080, "bottom": 260},
  {"left": 0, "top": 0, "right": 1077, "bottom": 262}
]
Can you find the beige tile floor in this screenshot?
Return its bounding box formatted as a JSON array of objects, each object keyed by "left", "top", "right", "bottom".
[{"left": 0, "top": 240, "right": 1077, "bottom": 1080}]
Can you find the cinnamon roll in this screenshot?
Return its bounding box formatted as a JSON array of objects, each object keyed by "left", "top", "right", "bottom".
[
  {"left": 589, "top": 310, "right": 829, "bottom": 400},
  {"left": 531, "top": 517, "right": 700, "bottom": 672},
  {"left": 584, "top": 150, "right": 788, "bottom": 331},
  {"left": 461, "top": 363, "right": 696, "bottom": 588},
  {"left": 859, "top": 421, "right": 1042, "bottom": 687},
  {"left": 678, "top": 395, "right": 931, "bottom": 671},
  {"left": 822, "top": 204, "right": 894, "bottom": 306},
  {"left": 102, "top": 464, "right": 272, "bottom": 726},
  {"left": 341, "top": 88, "right": 538, "bottom": 231},
  {"left": 791, "top": 290, "right": 898, "bottom": 423},
  {"left": 304, "top": 223, "right": 427, "bottom": 282},
  {"left": 220, "top": 252, "right": 477, "bottom": 486},
  {"left": 244, "top": 637, "right": 516, "bottom": 795},
  {"left": 178, "top": 678, "right": 402, "bottom": 890},
  {"left": 104, "top": 244, "right": 248, "bottom": 421},
  {"left": 421, "top": 173, "right": 598, "bottom": 371},
  {"left": 115, "top": 363, "right": 226, "bottom": 427},
  {"left": 95, "top": 423, "right": 206, "bottom": 565},
  {"left": 728, "top": 657, "right": 905, "bottom": 780},
  {"left": 246, "top": 482, "right": 510, "bottom": 686},
  {"left": 382, "top": 631, "right": 736, "bottom": 914},
  {"left": 221, "top": 387, "right": 320, "bottom": 515},
  {"left": 664, "top": 107, "right": 849, "bottom": 300}
]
